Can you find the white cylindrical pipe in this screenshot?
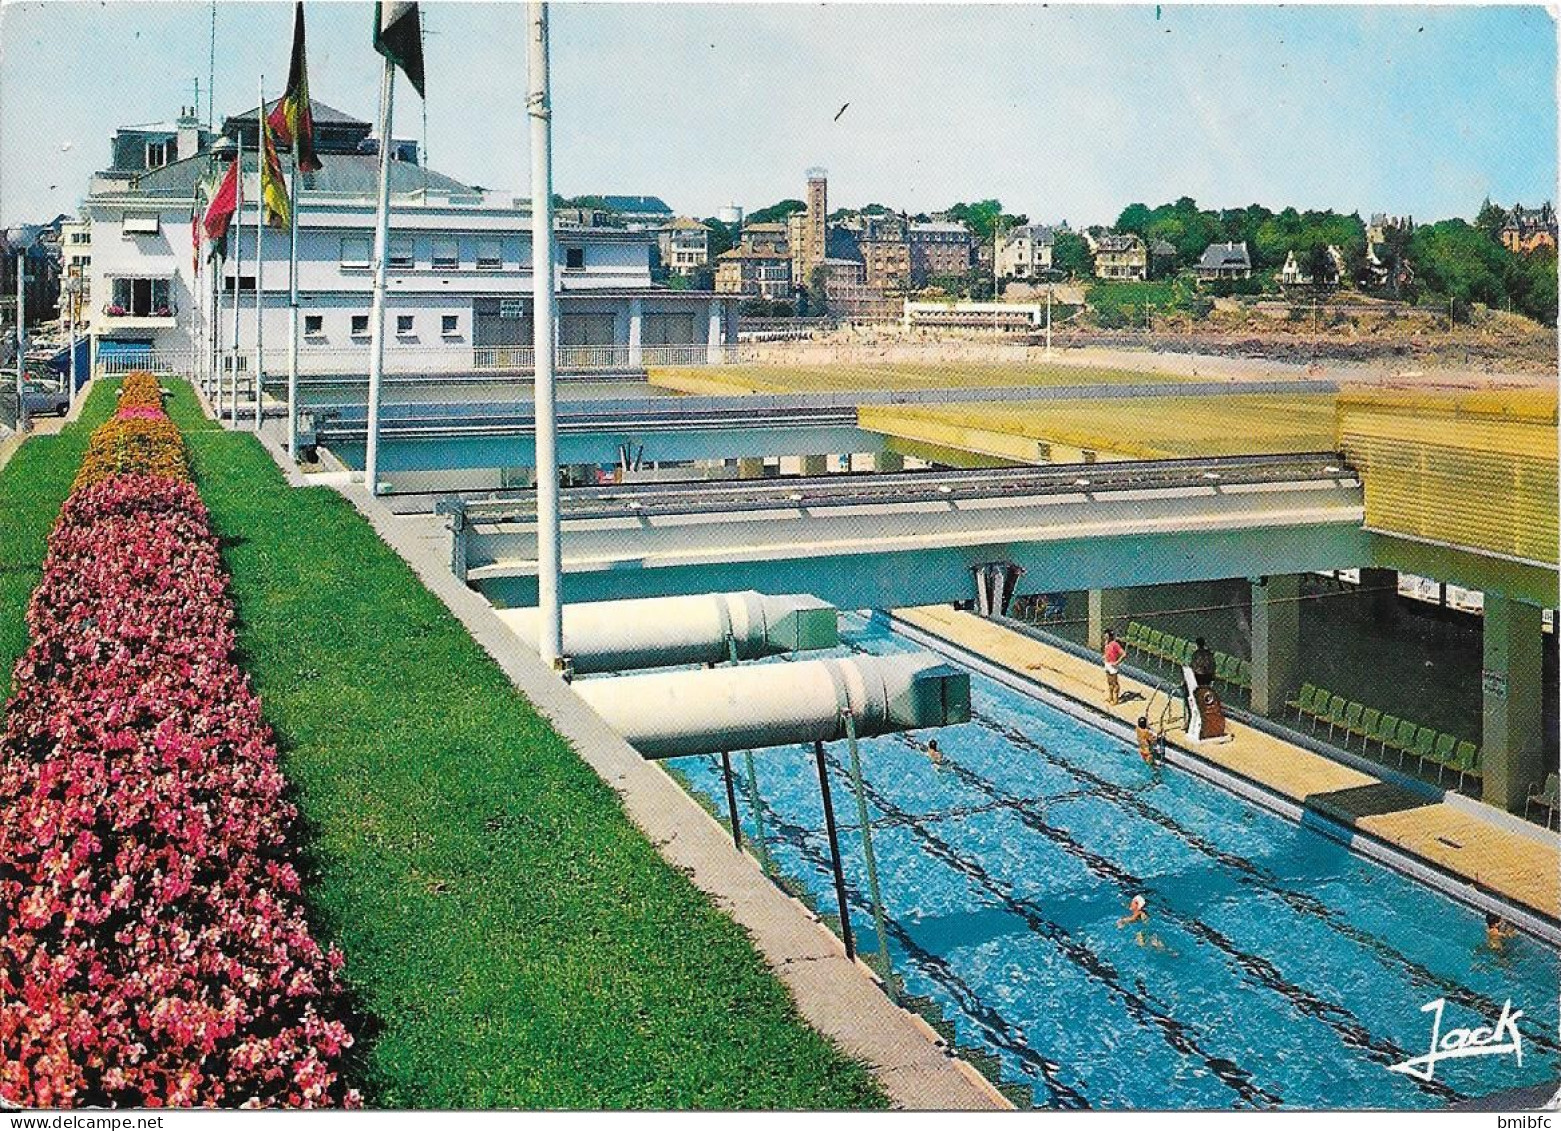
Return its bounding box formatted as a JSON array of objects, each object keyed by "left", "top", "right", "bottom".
[
  {"left": 572, "top": 652, "right": 968, "bottom": 760},
  {"left": 528, "top": 0, "right": 562, "bottom": 668},
  {"left": 496, "top": 591, "right": 836, "bottom": 673}
]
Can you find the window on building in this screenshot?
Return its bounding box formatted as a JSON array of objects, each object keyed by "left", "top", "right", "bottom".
[
  {"left": 351, "top": 314, "right": 369, "bottom": 337},
  {"left": 441, "top": 314, "right": 460, "bottom": 337},
  {"left": 389, "top": 236, "right": 415, "bottom": 270},
  {"left": 70, "top": 232, "right": 90, "bottom": 245},
  {"left": 224, "top": 274, "right": 256, "bottom": 293},
  {"left": 341, "top": 235, "right": 371, "bottom": 268},
  {"left": 304, "top": 314, "right": 324, "bottom": 337},
  {"left": 145, "top": 139, "right": 172, "bottom": 169},
  {"left": 476, "top": 238, "right": 503, "bottom": 270},
  {"left": 396, "top": 314, "right": 415, "bottom": 336},
  {"left": 108, "top": 277, "right": 173, "bottom": 317},
  {"left": 432, "top": 237, "right": 460, "bottom": 270},
  {"left": 564, "top": 246, "right": 584, "bottom": 270}
]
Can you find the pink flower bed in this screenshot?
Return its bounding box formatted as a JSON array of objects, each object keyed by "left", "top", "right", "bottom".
[{"left": 1, "top": 397, "right": 359, "bottom": 1108}]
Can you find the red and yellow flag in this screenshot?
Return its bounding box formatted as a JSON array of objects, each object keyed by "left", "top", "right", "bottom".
[
  {"left": 259, "top": 105, "right": 291, "bottom": 230},
  {"left": 267, "top": 2, "right": 321, "bottom": 172}
]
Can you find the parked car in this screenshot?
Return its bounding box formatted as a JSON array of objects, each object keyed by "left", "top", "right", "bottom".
[{"left": 21, "top": 379, "right": 69, "bottom": 417}]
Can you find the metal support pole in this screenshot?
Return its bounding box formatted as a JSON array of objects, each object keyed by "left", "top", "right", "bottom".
[
  {"left": 842, "top": 713, "right": 893, "bottom": 996},
  {"left": 528, "top": 0, "right": 563, "bottom": 669},
  {"left": 720, "top": 751, "right": 743, "bottom": 850},
  {"left": 286, "top": 157, "right": 300, "bottom": 457},
  {"left": 364, "top": 56, "right": 396, "bottom": 495},
  {"left": 813, "top": 739, "right": 855, "bottom": 961},
  {"left": 65, "top": 278, "right": 76, "bottom": 410},
  {"left": 228, "top": 132, "right": 243, "bottom": 425},
  {"left": 14, "top": 252, "right": 27, "bottom": 432},
  {"left": 741, "top": 751, "right": 771, "bottom": 874},
  {"left": 253, "top": 74, "right": 265, "bottom": 432}
]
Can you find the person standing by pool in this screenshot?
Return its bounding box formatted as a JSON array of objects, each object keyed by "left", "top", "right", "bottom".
[
  {"left": 1103, "top": 630, "right": 1126, "bottom": 705},
  {"left": 1191, "top": 637, "right": 1217, "bottom": 688},
  {"left": 1117, "top": 893, "right": 1149, "bottom": 928}
]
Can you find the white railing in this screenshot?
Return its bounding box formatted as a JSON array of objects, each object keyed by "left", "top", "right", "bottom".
[
  {"left": 96, "top": 350, "right": 194, "bottom": 376},
  {"left": 126, "top": 342, "right": 740, "bottom": 380}
]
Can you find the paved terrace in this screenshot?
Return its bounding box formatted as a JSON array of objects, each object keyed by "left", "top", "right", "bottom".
[{"left": 892, "top": 606, "right": 1561, "bottom": 930}]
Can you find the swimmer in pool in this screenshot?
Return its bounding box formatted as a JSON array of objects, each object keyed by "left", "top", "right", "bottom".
[
  {"left": 926, "top": 738, "right": 944, "bottom": 767},
  {"left": 1116, "top": 893, "right": 1149, "bottom": 928},
  {"left": 1135, "top": 717, "right": 1157, "bottom": 767},
  {"left": 1485, "top": 911, "right": 1517, "bottom": 952}
]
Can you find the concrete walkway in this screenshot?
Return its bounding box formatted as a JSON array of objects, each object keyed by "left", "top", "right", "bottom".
[
  {"left": 895, "top": 605, "right": 1561, "bottom": 928},
  {"left": 228, "top": 406, "right": 1009, "bottom": 1111}
]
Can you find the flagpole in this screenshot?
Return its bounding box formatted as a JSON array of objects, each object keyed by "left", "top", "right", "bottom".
[
  {"left": 287, "top": 155, "right": 300, "bottom": 457},
  {"left": 528, "top": 0, "right": 562, "bottom": 670},
  {"left": 229, "top": 132, "right": 243, "bottom": 426},
  {"left": 364, "top": 55, "right": 395, "bottom": 497},
  {"left": 253, "top": 75, "right": 265, "bottom": 432}
]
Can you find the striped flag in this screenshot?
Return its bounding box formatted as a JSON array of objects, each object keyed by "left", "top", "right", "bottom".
[
  {"left": 259, "top": 106, "right": 291, "bottom": 230},
  {"left": 374, "top": 2, "right": 424, "bottom": 97},
  {"left": 267, "top": 2, "right": 321, "bottom": 171}
]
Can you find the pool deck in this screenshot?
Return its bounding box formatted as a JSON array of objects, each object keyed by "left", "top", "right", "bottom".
[{"left": 893, "top": 605, "right": 1561, "bottom": 928}]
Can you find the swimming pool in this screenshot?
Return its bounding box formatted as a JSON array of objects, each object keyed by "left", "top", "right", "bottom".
[{"left": 665, "top": 614, "right": 1561, "bottom": 1109}]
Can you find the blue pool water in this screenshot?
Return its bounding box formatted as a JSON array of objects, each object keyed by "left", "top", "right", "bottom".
[{"left": 665, "top": 614, "right": 1561, "bottom": 1109}]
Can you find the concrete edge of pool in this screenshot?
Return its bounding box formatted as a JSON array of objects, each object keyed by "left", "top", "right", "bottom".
[
  {"left": 888, "top": 606, "right": 1561, "bottom": 950},
  {"left": 240, "top": 421, "right": 1013, "bottom": 1112}
]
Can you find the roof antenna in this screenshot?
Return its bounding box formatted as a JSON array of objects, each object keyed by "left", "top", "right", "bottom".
[{"left": 207, "top": 0, "right": 217, "bottom": 129}]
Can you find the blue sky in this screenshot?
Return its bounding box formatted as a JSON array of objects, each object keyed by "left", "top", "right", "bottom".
[{"left": 1, "top": 2, "right": 1554, "bottom": 227}]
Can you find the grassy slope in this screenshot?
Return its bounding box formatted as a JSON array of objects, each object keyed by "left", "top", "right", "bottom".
[
  {"left": 0, "top": 382, "right": 120, "bottom": 724},
  {"left": 163, "top": 385, "right": 885, "bottom": 1109}
]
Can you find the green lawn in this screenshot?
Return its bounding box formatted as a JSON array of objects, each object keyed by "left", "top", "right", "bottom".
[
  {"left": 162, "top": 383, "right": 886, "bottom": 1109},
  {"left": 0, "top": 382, "right": 120, "bottom": 725}
]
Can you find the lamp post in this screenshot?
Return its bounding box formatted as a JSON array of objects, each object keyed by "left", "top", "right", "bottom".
[{"left": 62, "top": 272, "right": 81, "bottom": 410}]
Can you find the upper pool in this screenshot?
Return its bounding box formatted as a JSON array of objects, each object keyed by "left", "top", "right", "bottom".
[{"left": 666, "top": 614, "right": 1561, "bottom": 1109}]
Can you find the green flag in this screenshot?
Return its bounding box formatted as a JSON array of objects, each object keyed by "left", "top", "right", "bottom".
[{"left": 374, "top": 2, "right": 425, "bottom": 98}]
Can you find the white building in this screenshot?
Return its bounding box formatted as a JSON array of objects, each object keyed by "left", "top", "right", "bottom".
[
  {"left": 995, "top": 225, "right": 1055, "bottom": 281},
  {"left": 81, "top": 102, "right": 734, "bottom": 377}
]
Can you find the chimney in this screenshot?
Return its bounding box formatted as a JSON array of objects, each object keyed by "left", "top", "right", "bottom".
[{"left": 176, "top": 106, "right": 202, "bottom": 161}]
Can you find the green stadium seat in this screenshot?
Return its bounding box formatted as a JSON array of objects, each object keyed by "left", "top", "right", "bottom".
[
  {"left": 1146, "top": 629, "right": 1164, "bottom": 659},
  {"left": 1372, "top": 713, "right": 1401, "bottom": 758},
  {"left": 1452, "top": 741, "right": 1480, "bottom": 793},
  {"left": 1325, "top": 695, "right": 1349, "bottom": 741},
  {"left": 1126, "top": 622, "right": 1145, "bottom": 652},
  {"left": 1181, "top": 640, "right": 1197, "bottom": 665},
  {"left": 1409, "top": 727, "right": 1437, "bottom": 775},
  {"left": 1286, "top": 682, "right": 1318, "bottom": 721},
  {"left": 1341, "top": 702, "right": 1366, "bottom": 746},
  {"left": 1235, "top": 659, "right": 1253, "bottom": 690},
  {"left": 1307, "top": 688, "right": 1332, "bottom": 733},
  {"left": 1392, "top": 719, "right": 1420, "bottom": 767},
  {"left": 1431, "top": 733, "right": 1458, "bottom": 785},
  {"left": 1353, "top": 707, "right": 1380, "bottom": 749}
]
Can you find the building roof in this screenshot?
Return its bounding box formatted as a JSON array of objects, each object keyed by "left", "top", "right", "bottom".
[
  {"left": 742, "top": 221, "right": 789, "bottom": 234},
  {"left": 118, "top": 150, "right": 478, "bottom": 200},
  {"left": 1196, "top": 240, "right": 1251, "bottom": 270},
  {"left": 1096, "top": 233, "right": 1144, "bottom": 253},
  {"left": 718, "top": 247, "right": 789, "bottom": 260},
  {"left": 662, "top": 216, "right": 709, "bottom": 231},
  {"left": 1149, "top": 238, "right": 1177, "bottom": 257},
  {"left": 226, "top": 99, "right": 370, "bottom": 128},
  {"left": 600, "top": 195, "right": 673, "bottom": 216},
  {"left": 825, "top": 226, "right": 864, "bottom": 263},
  {"left": 909, "top": 221, "right": 972, "bottom": 237},
  {"left": 1003, "top": 224, "right": 1055, "bottom": 246}
]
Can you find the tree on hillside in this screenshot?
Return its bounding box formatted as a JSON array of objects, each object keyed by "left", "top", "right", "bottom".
[
  {"left": 701, "top": 218, "right": 734, "bottom": 260},
  {"left": 746, "top": 199, "right": 806, "bottom": 225},
  {"left": 944, "top": 200, "right": 1026, "bottom": 243},
  {"left": 1475, "top": 197, "right": 1508, "bottom": 242},
  {"left": 1052, "top": 230, "right": 1094, "bottom": 279}
]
